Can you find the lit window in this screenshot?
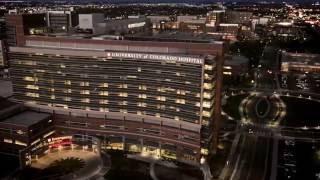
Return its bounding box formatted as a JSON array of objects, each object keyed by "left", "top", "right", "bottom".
[
  {"left": 99, "top": 100, "right": 108, "bottom": 104},
  {"left": 203, "top": 92, "right": 212, "bottom": 99},
  {"left": 137, "top": 67, "right": 142, "bottom": 72},
  {"left": 155, "top": 113, "right": 160, "bottom": 117},
  {"left": 205, "top": 74, "right": 212, "bottom": 80},
  {"left": 60, "top": 64, "right": 66, "bottom": 68},
  {"left": 99, "top": 108, "right": 109, "bottom": 112},
  {"left": 120, "top": 109, "right": 127, "bottom": 113},
  {"left": 138, "top": 102, "right": 147, "bottom": 107},
  {"left": 99, "top": 91, "right": 108, "bottom": 96},
  {"left": 81, "top": 90, "right": 90, "bottom": 95},
  {"left": 119, "top": 92, "right": 128, "bottom": 97},
  {"left": 204, "top": 83, "right": 213, "bottom": 90},
  {"left": 202, "top": 111, "right": 211, "bottom": 117},
  {"left": 177, "top": 90, "right": 186, "bottom": 95},
  {"left": 64, "top": 89, "right": 72, "bottom": 93},
  {"left": 50, "top": 88, "right": 55, "bottom": 92},
  {"left": 65, "top": 80, "right": 71, "bottom": 85},
  {"left": 203, "top": 101, "right": 212, "bottom": 108},
  {"left": 157, "top": 96, "right": 166, "bottom": 101},
  {"left": 24, "top": 76, "right": 38, "bottom": 82},
  {"left": 15, "top": 140, "right": 27, "bottom": 146},
  {"left": 119, "top": 101, "right": 127, "bottom": 105},
  {"left": 24, "top": 60, "right": 37, "bottom": 65},
  {"left": 139, "top": 85, "right": 147, "bottom": 90},
  {"left": 80, "top": 82, "right": 89, "bottom": 86},
  {"left": 64, "top": 97, "right": 71, "bottom": 101},
  {"left": 26, "top": 85, "right": 39, "bottom": 90},
  {"left": 139, "top": 94, "right": 147, "bottom": 99},
  {"left": 205, "top": 65, "right": 213, "bottom": 70},
  {"left": 157, "top": 87, "right": 166, "bottom": 92},
  {"left": 119, "top": 84, "right": 128, "bottom": 88},
  {"left": 196, "top": 102, "right": 201, "bottom": 107},
  {"left": 26, "top": 92, "right": 39, "bottom": 98},
  {"left": 4, "top": 138, "right": 12, "bottom": 143},
  {"left": 175, "top": 99, "right": 185, "bottom": 104},
  {"left": 99, "top": 83, "right": 108, "bottom": 87},
  {"left": 51, "top": 95, "right": 55, "bottom": 99},
  {"left": 174, "top": 116, "right": 180, "bottom": 121},
  {"left": 81, "top": 98, "right": 90, "bottom": 103}
]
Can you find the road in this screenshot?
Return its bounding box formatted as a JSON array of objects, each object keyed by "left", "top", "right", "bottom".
[{"left": 219, "top": 128, "right": 273, "bottom": 180}]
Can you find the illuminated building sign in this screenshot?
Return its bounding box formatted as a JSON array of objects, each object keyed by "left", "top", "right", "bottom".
[{"left": 106, "top": 52, "right": 203, "bottom": 64}]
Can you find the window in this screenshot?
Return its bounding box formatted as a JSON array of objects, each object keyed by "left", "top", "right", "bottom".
[
  {"left": 196, "top": 102, "right": 201, "bottom": 107},
  {"left": 202, "top": 111, "right": 211, "bottom": 117},
  {"left": 64, "top": 97, "right": 71, "bottom": 101},
  {"left": 99, "top": 91, "right": 108, "bottom": 96},
  {"left": 119, "top": 84, "right": 128, "bottom": 88},
  {"left": 139, "top": 85, "right": 147, "bottom": 90},
  {"left": 24, "top": 76, "right": 38, "bottom": 82},
  {"left": 26, "top": 85, "right": 39, "bottom": 90},
  {"left": 203, "top": 101, "right": 212, "bottom": 108},
  {"left": 157, "top": 96, "right": 166, "bottom": 101},
  {"left": 4, "top": 138, "right": 12, "bottom": 143},
  {"left": 177, "top": 90, "right": 186, "bottom": 95},
  {"left": 119, "top": 92, "right": 128, "bottom": 97},
  {"left": 138, "top": 102, "right": 147, "bottom": 107},
  {"left": 203, "top": 92, "right": 212, "bottom": 99},
  {"left": 80, "top": 82, "right": 89, "bottom": 86},
  {"left": 120, "top": 109, "right": 127, "bottom": 113},
  {"left": 81, "top": 90, "right": 90, "bottom": 95},
  {"left": 51, "top": 95, "right": 55, "bottom": 100},
  {"left": 157, "top": 87, "right": 166, "bottom": 92},
  {"left": 137, "top": 67, "right": 142, "bottom": 72},
  {"left": 99, "top": 83, "right": 108, "bottom": 87},
  {"left": 99, "top": 100, "right": 108, "bottom": 104},
  {"left": 205, "top": 65, "right": 213, "bottom": 71},
  {"left": 139, "top": 94, "right": 147, "bottom": 99},
  {"left": 64, "top": 89, "right": 72, "bottom": 93},
  {"left": 204, "top": 83, "right": 213, "bottom": 90},
  {"left": 99, "top": 108, "right": 109, "bottom": 112},
  {"left": 119, "top": 101, "right": 127, "bottom": 105},
  {"left": 175, "top": 99, "right": 185, "bottom": 104},
  {"left": 81, "top": 98, "right": 90, "bottom": 103},
  {"left": 15, "top": 140, "right": 27, "bottom": 146},
  {"left": 155, "top": 113, "right": 161, "bottom": 117},
  {"left": 26, "top": 92, "right": 39, "bottom": 98},
  {"left": 174, "top": 116, "right": 180, "bottom": 121},
  {"left": 65, "top": 80, "right": 71, "bottom": 85}
]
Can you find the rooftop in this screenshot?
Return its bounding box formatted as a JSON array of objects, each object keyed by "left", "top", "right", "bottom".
[{"left": 1, "top": 111, "right": 50, "bottom": 127}]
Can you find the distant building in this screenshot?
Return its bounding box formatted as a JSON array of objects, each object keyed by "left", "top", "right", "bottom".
[
  {"left": 5, "top": 13, "right": 47, "bottom": 46},
  {"left": 47, "top": 10, "right": 79, "bottom": 33},
  {"left": 147, "top": 15, "right": 171, "bottom": 30},
  {"left": 225, "top": 10, "right": 252, "bottom": 24},
  {"left": 224, "top": 55, "right": 249, "bottom": 77},
  {"left": 280, "top": 51, "right": 320, "bottom": 92},
  {"left": 281, "top": 52, "right": 320, "bottom": 74},
  {"left": 78, "top": 13, "right": 105, "bottom": 31},
  {"left": 177, "top": 16, "right": 207, "bottom": 33}
]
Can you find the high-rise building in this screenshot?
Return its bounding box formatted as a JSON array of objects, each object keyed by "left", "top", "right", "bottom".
[{"left": 7, "top": 13, "right": 225, "bottom": 164}]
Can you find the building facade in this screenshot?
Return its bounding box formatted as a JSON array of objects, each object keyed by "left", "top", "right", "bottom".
[{"left": 7, "top": 14, "right": 224, "bottom": 164}]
